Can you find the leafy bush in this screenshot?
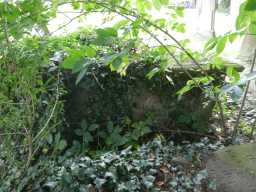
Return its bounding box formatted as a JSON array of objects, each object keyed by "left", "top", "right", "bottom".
[{"left": 0, "top": 37, "right": 67, "bottom": 174}]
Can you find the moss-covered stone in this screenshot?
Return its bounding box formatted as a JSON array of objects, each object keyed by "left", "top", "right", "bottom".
[{"left": 216, "top": 143, "right": 256, "bottom": 175}]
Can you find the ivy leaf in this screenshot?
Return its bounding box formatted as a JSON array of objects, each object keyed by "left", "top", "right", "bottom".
[
  {"left": 75, "top": 129, "right": 83, "bottom": 136},
  {"left": 143, "top": 175, "right": 155, "bottom": 189},
  {"left": 94, "top": 178, "right": 107, "bottom": 189},
  {"left": 57, "top": 139, "right": 67, "bottom": 151},
  {"left": 89, "top": 124, "right": 99, "bottom": 131},
  {"left": 84, "top": 132, "right": 93, "bottom": 143}
]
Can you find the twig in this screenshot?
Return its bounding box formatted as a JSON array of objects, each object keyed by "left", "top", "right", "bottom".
[
  {"left": 49, "top": 12, "right": 85, "bottom": 35},
  {"left": 49, "top": 10, "right": 107, "bottom": 35},
  {"left": 232, "top": 49, "right": 256, "bottom": 141}
]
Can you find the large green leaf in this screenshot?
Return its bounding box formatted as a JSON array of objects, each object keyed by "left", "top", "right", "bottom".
[
  {"left": 216, "top": 36, "right": 227, "bottom": 54},
  {"left": 84, "top": 46, "right": 96, "bottom": 58},
  {"left": 61, "top": 49, "right": 84, "bottom": 69},
  {"left": 95, "top": 27, "right": 118, "bottom": 45},
  {"left": 244, "top": 0, "right": 256, "bottom": 11},
  {"left": 236, "top": 2, "right": 250, "bottom": 30},
  {"left": 136, "top": 0, "right": 152, "bottom": 13},
  {"left": 152, "top": 0, "right": 162, "bottom": 10}
]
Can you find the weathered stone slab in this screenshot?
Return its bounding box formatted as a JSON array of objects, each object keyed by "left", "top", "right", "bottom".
[{"left": 206, "top": 143, "right": 256, "bottom": 192}]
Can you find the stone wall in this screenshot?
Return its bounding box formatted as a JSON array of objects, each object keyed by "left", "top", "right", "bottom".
[{"left": 63, "top": 63, "right": 223, "bottom": 138}]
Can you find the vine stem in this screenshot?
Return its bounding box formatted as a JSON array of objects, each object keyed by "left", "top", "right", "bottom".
[
  {"left": 232, "top": 49, "right": 256, "bottom": 141},
  {"left": 32, "top": 70, "right": 60, "bottom": 144}
]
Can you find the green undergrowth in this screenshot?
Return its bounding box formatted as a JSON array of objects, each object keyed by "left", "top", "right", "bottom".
[{"left": 0, "top": 138, "right": 222, "bottom": 192}]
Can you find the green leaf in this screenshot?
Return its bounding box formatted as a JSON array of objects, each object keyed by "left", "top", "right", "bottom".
[
  {"left": 204, "top": 38, "right": 217, "bottom": 52},
  {"left": 96, "top": 28, "right": 117, "bottom": 37},
  {"left": 249, "top": 22, "right": 256, "bottom": 34},
  {"left": 160, "top": 0, "right": 169, "bottom": 5},
  {"left": 84, "top": 46, "right": 96, "bottom": 57},
  {"left": 75, "top": 129, "right": 83, "bottom": 136},
  {"left": 228, "top": 33, "right": 238, "bottom": 43},
  {"left": 113, "top": 20, "right": 129, "bottom": 30},
  {"left": 236, "top": 2, "right": 250, "bottom": 30},
  {"left": 57, "top": 139, "right": 67, "bottom": 151},
  {"left": 175, "top": 7, "right": 184, "bottom": 17},
  {"left": 152, "top": 0, "right": 162, "bottom": 10},
  {"left": 226, "top": 67, "right": 240, "bottom": 82},
  {"left": 177, "top": 84, "right": 193, "bottom": 96},
  {"left": 216, "top": 36, "right": 227, "bottom": 54},
  {"left": 71, "top": 2, "right": 80, "bottom": 9},
  {"left": 72, "top": 63, "right": 84, "bottom": 74},
  {"left": 136, "top": 0, "right": 152, "bottom": 12},
  {"left": 76, "top": 67, "right": 88, "bottom": 85},
  {"left": 111, "top": 56, "right": 123, "bottom": 71},
  {"left": 211, "top": 56, "right": 224, "bottom": 70},
  {"left": 244, "top": 0, "right": 256, "bottom": 11},
  {"left": 84, "top": 132, "right": 93, "bottom": 143},
  {"left": 155, "top": 18, "right": 166, "bottom": 28},
  {"left": 47, "top": 134, "right": 53, "bottom": 144},
  {"left": 81, "top": 120, "right": 88, "bottom": 129},
  {"left": 89, "top": 124, "right": 99, "bottom": 131},
  {"left": 176, "top": 23, "right": 185, "bottom": 33},
  {"left": 61, "top": 49, "right": 84, "bottom": 69},
  {"left": 95, "top": 27, "right": 118, "bottom": 45},
  {"left": 146, "top": 68, "right": 160, "bottom": 79}
]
